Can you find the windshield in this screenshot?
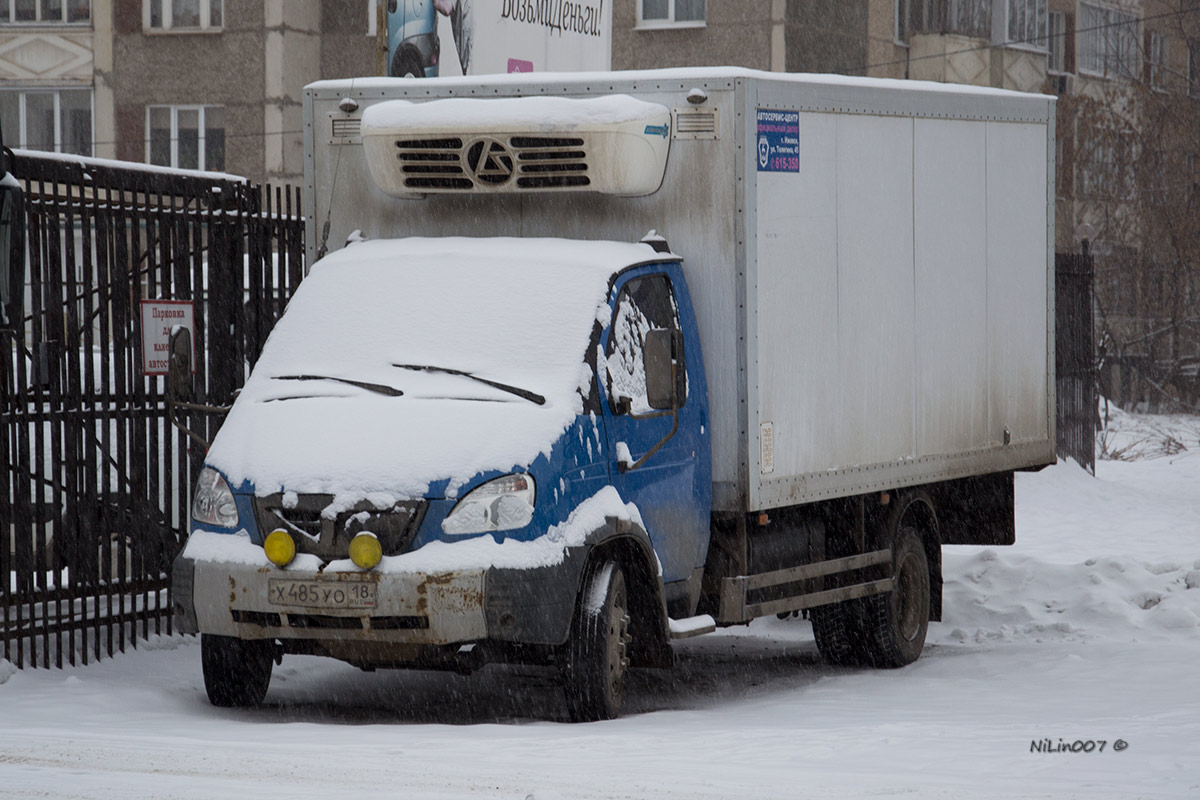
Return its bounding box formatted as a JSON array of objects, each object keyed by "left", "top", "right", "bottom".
[{"left": 208, "top": 237, "right": 656, "bottom": 499}]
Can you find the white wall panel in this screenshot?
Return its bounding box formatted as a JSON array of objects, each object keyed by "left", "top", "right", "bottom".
[
  {"left": 834, "top": 114, "right": 916, "bottom": 466},
  {"left": 913, "top": 118, "right": 989, "bottom": 455},
  {"left": 987, "top": 121, "right": 1050, "bottom": 444}
]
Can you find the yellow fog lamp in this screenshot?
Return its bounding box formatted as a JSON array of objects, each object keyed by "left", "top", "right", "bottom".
[
  {"left": 263, "top": 529, "right": 297, "bottom": 567},
  {"left": 348, "top": 532, "right": 383, "bottom": 570}
]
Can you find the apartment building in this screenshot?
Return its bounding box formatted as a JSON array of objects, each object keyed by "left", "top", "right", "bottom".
[
  {"left": 0, "top": 0, "right": 380, "bottom": 184},
  {"left": 1, "top": 0, "right": 1195, "bottom": 405}
]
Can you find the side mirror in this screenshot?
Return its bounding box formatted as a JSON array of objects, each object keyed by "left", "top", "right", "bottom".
[
  {"left": 644, "top": 328, "right": 685, "bottom": 410},
  {"left": 168, "top": 325, "right": 193, "bottom": 402}
]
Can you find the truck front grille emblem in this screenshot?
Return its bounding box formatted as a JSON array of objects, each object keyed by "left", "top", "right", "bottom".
[{"left": 466, "top": 138, "right": 515, "bottom": 184}]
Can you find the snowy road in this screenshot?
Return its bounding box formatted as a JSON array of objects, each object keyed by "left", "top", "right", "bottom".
[{"left": 2, "top": 411, "right": 1199, "bottom": 799}]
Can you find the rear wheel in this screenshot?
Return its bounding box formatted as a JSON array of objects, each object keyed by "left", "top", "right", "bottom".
[
  {"left": 811, "top": 597, "right": 866, "bottom": 666},
  {"left": 201, "top": 634, "right": 273, "bottom": 708},
  {"left": 564, "top": 561, "right": 632, "bottom": 722},
  {"left": 858, "top": 526, "right": 930, "bottom": 668}
]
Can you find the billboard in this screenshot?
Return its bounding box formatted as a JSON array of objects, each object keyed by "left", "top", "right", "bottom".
[{"left": 386, "top": 0, "right": 611, "bottom": 78}]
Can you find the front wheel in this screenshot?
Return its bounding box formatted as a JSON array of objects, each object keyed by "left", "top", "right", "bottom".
[
  {"left": 201, "top": 634, "right": 273, "bottom": 708},
  {"left": 563, "top": 561, "right": 632, "bottom": 722}
]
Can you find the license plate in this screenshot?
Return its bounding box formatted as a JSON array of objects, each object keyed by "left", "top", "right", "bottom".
[{"left": 268, "top": 578, "right": 377, "bottom": 609}]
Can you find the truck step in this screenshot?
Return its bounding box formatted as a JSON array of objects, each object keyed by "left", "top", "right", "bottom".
[{"left": 668, "top": 614, "right": 716, "bottom": 639}]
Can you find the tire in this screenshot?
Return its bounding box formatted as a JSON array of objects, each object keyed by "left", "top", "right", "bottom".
[
  {"left": 391, "top": 48, "right": 425, "bottom": 78},
  {"left": 201, "top": 634, "right": 273, "bottom": 708},
  {"left": 811, "top": 598, "right": 866, "bottom": 666},
  {"left": 858, "top": 526, "right": 931, "bottom": 668},
  {"left": 564, "top": 561, "right": 632, "bottom": 722}
]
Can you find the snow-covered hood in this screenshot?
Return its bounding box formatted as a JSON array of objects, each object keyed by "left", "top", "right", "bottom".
[{"left": 207, "top": 237, "right": 660, "bottom": 501}]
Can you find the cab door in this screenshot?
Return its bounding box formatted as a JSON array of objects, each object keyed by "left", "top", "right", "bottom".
[{"left": 600, "top": 265, "right": 710, "bottom": 585}]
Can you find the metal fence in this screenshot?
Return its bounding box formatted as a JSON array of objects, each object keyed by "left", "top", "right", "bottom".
[
  {"left": 1056, "top": 251, "right": 1096, "bottom": 474},
  {"left": 1, "top": 151, "right": 303, "bottom": 669}
]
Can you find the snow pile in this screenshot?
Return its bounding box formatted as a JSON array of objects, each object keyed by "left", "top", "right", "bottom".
[
  {"left": 207, "top": 238, "right": 659, "bottom": 502},
  {"left": 936, "top": 549, "right": 1200, "bottom": 646},
  {"left": 1096, "top": 399, "right": 1200, "bottom": 461},
  {"left": 931, "top": 439, "right": 1200, "bottom": 649}
]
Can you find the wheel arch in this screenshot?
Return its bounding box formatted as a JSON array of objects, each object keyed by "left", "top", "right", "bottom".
[{"left": 579, "top": 525, "right": 672, "bottom": 669}]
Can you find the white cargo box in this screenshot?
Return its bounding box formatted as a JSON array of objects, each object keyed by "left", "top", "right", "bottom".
[{"left": 304, "top": 68, "right": 1056, "bottom": 513}]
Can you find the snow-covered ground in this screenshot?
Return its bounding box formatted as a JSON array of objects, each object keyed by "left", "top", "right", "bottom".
[{"left": 2, "top": 412, "right": 1198, "bottom": 799}]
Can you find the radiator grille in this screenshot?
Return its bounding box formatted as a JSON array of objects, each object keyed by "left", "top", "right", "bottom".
[
  {"left": 393, "top": 135, "right": 591, "bottom": 192},
  {"left": 254, "top": 494, "right": 426, "bottom": 559}
]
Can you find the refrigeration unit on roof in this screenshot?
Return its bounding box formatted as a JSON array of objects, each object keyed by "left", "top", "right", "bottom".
[{"left": 359, "top": 95, "right": 672, "bottom": 198}]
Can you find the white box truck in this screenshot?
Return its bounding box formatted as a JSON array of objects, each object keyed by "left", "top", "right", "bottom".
[{"left": 173, "top": 68, "right": 1056, "bottom": 720}]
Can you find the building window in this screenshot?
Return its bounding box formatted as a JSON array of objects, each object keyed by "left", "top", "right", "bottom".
[
  {"left": 147, "top": 105, "right": 225, "bottom": 171},
  {"left": 1047, "top": 11, "right": 1066, "bottom": 72},
  {"left": 637, "top": 0, "right": 705, "bottom": 28},
  {"left": 1079, "top": 2, "right": 1138, "bottom": 80},
  {"left": 1, "top": 0, "right": 90, "bottom": 23},
  {"left": 1146, "top": 30, "right": 1167, "bottom": 91},
  {"left": 907, "top": 0, "right": 991, "bottom": 40},
  {"left": 895, "top": 0, "right": 909, "bottom": 43},
  {"left": 1007, "top": 0, "right": 1046, "bottom": 48},
  {"left": 145, "top": 0, "right": 222, "bottom": 32},
  {"left": 0, "top": 88, "right": 92, "bottom": 155},
  {"left": 1078, "top": 128, "right": 1134, "bottom": 200}
]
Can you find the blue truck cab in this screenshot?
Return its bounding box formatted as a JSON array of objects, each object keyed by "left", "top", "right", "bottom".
[{"left": 174, "top": 236, "right": 711, "bottom": 720}]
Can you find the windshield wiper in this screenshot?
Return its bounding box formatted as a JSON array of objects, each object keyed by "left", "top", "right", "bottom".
[
  {"left": 272, "top": 374, "right": 404, "bottom": 397},
  {"left": 392, "top": 363, "right": 545, "bottom": 405}
]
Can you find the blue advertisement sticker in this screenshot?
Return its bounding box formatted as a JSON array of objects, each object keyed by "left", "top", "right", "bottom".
[{"left": 756, "top": 109, "right": 800, "bottom": 173}]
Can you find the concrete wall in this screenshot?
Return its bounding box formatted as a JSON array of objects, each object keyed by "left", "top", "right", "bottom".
[
  {"left": 783, "top": 0, "right": 868, "bottom": 75},
  {"left": 111, "top": 0, "right": 267, "bottom": 175},
  {"left": 611, "top": 0, "right": 773, "bottom": 70}
]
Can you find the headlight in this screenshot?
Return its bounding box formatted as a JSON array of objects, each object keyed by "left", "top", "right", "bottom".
[
  {"left": 191, "top": 466, "right": 240, "bottom": 528},
  {"left": 441, "top": 473, "right": 536, "bottom": 536}
]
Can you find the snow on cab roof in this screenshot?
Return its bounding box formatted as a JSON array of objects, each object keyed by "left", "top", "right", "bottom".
[{"left": 207, "top": 237, "right": 670, "bottom": 504}]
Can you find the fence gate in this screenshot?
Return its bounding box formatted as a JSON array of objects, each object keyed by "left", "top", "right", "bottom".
[
  {"left": 1, "top": 152, "right": 304, "bottom": 669},
  {"left": 1055, "top": 251, "right": 1096, "bottom": 474}
]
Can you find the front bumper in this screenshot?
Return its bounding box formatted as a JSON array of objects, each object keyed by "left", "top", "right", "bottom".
[
  {"left": 194, "top": 559, "right": 488, "bottom": 645},
  {"left": 172, "top": 536, "right": 588, "bottom": 653}
]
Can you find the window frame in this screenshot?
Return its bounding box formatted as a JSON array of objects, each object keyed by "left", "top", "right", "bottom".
[
  {"left": 1078, "top": 2, "right": 1139, "bottom": 81},
  {"left": 0, "top": 87, "right": 93, "bottom": 156},
  {"left": 1046, "top": 10, "right": 1067, "bottom": 73},
  {"left": 1006, "top": 0, "right": 1047, "bottom": 51},
  {"left": 604, "top": 272, "right": 687, "bottom": 414},
  {"left": 907, "top": 0, "right": 991, "bottom": 41},
  {"left": 1146, "top": 30, "right": 1167, "bottom": 92},
  {"left": 145, "top": 104, "right": 225, "bottom": 172},
  {"left": 143, "top": 0, "right": 223, "bottom": 33},
  {"left": 636, "top": 0, "right": 705, "bottom": 30},
  {"left": 0, "top": 0, "right": 90, "bottom": 24}
]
